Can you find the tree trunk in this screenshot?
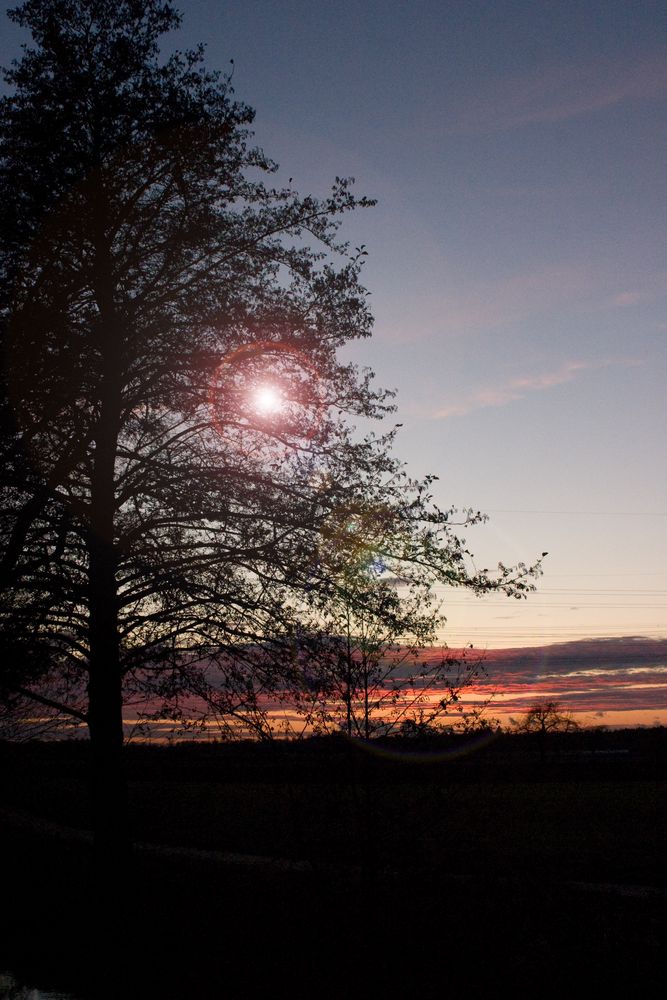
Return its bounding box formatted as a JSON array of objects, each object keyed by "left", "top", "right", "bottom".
[
  {"left": 86, "top": 368, "right": 127, "bottom": 990},
  {"left": 345, "top": 611, "right": 353, "bottom": 737},
  {"left": 363, "top": 652, "right": 370, "bottom": 741},
  {"left": 88, "top": 540, "right": 126, "bottom": 878},
  {"left": 87, "top": 205, "right": 127, "bottom": 910}
]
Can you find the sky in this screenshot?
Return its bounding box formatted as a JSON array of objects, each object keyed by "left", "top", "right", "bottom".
[{"left": 2, "top": 0, "right": 666, "bottom": 725}]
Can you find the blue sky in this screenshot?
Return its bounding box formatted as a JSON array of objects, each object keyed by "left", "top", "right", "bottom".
[{"left": 2, "top": 0, "right": 666, "bottom": 653}]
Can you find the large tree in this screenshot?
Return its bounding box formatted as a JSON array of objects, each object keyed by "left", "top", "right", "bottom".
[{"left": 0, "top": 0, "right": 540, "bottom": 874}]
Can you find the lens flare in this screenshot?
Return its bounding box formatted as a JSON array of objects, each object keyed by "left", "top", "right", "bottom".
[
  {"left": 253, "top": 384, "right": 283, "bottom": 415},
  {"left": 208, "top": 340, "right": 327, "bottom": 443}
]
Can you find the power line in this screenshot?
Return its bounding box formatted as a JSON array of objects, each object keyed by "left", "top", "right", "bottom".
[
  {"left": 440, "top": 601, "right": 667, "bottom": 609},
  {"left": 545, "top": 572, "right": 667, "bottom": 577},
  {"left": 483, "top": 509, "right": 667, "bottom": 516},
  {"left": 439, "top": 623, "right": 667, "bottom": 629},
  {"left": 434, "top": 583, "right": 667, "bottom": 592},
  {"left": 436, "top": 633, "right": 667, "bottom": 642},
  {"left": 436, "top": 629, "right": 667, "bottom": 637}
]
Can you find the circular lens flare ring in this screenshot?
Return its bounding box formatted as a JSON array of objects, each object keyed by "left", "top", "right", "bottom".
[{"left": 208, "top": 339, "right": 327, "bottom": 441}]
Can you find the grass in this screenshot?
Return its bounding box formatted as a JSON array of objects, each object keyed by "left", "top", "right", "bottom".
[{"left": 0, "top": 732, "right": 665, "bottom": 997}]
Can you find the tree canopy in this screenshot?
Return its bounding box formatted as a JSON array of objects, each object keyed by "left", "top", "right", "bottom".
[
  {"left": 513, "top": 701, "right": 579, "bottom": 735},
  {"left": 0, "top": 0, "right": 541, "bottom": 764}
]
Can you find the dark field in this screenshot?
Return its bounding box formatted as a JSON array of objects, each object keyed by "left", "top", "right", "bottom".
[{"left": 1, "top": 731, "right": 665, "bottom": 997}]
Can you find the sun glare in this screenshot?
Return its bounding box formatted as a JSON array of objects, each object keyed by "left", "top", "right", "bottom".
[{"left": 253, "top": 384, "right": 283, "bottom": 415}]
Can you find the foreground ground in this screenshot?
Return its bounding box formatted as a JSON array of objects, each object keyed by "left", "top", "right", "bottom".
[{"left": 1, "top": 730, "right": 665, "bottom": 997}]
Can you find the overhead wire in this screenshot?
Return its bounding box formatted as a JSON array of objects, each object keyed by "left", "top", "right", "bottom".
[{"left": 482, "top": 509, "right": 667, "bottom": 516}]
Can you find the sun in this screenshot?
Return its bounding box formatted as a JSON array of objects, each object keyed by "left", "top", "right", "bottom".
[{"left": 253, "top": 384, "right": 283, "bottom": 415}]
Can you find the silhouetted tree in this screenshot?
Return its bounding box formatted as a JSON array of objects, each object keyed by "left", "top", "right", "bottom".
[
  {"left": 0, "top": 0, "right": 541, "bottom": 885},
  {"left": 512, "top": 700, "right": 579, "bottom": 760},
  {"left": 513, "top": 701, "right": 579, "bottom": 735},
  {"left": 282, "top": 535, "right": 488, "bottom": 739}
]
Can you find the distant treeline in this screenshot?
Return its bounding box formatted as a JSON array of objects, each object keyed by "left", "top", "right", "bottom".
[{"left": 2, "top": 725, "right": 665, "bottom": 785}]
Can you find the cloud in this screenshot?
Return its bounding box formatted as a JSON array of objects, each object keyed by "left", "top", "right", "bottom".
[
  {"left": 430, "top": 271, "right": 665, "bottom": 343},
  {"left": 390, "top": 263, "right": 601, "bottom": 343},
  {"left": 345, "top": 639, "right": 667, "bottom": 721},
  {"left": 433, "top": 358, "right": 642, "bottom": 418},
  {"left": 612, "top": 291, "right": 646, "bottom": 307},
  {"left": 448, "top": 50, "right": 667, "bottom": 134},
  {"left": 384, "top": 262, "right": 667, "bottom": 344},
  {"left": 608, "top": 283, "right": 667, "bottom": 308}
]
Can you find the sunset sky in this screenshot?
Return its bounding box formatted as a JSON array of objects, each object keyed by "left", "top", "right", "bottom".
[{"left": 2, "top": 0, "right": 665, "bottom": 725}]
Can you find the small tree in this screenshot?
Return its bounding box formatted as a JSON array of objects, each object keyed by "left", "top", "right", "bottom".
[
  {"left": 283, "top": 630, "right": 478, "bottom": 742},
  {"left": 512, "top": 700, "right": 579, "bottom": 761},
  {"left": 513, "top": 701, "right": 579, "bottom": 736},
  {"left": 274, "top": 498, "right": 498, "bottom": 739}
]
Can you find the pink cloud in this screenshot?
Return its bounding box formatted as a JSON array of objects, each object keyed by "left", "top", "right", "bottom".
[
  {"left": 413, "top": 639, "right": 667, "bottom": 721},
  {"left": 612, "top": 291, "right": 646, "bottom": 307},
  {"left": 433, "top": 358, "right": 643, "bottom": 418},
  {"left": 447, "top": 50, "right": 667, "bottom": 134},
  {"left": 607, "top": 284, "right": 667, "bottom": 308},
  {"left": 406, "top": 263, "right": 600, "bottom": 342},
  {"left": 384, "top": 262, "right": 667, "bottom": 344}
]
